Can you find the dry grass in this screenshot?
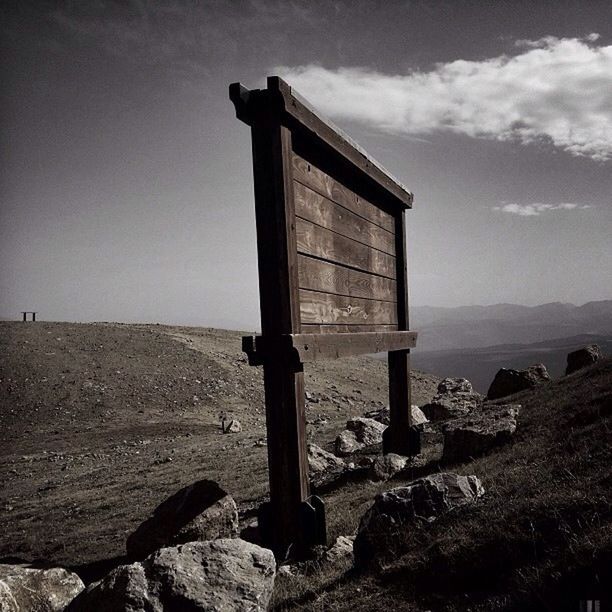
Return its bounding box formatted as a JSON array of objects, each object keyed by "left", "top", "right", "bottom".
[{"left": 273, "top": 359, "right": 612, "bottom": 611}]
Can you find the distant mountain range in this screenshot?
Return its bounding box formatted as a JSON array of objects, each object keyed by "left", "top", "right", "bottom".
[
  {"left": 407, "top": 300, "right": 612, "bottom": 392},
  {"left": 411, "top": 300, "right": 612, "bottom": 352},
  {"left": 411, "top": 333, "right": 612, "bottom": 393}
]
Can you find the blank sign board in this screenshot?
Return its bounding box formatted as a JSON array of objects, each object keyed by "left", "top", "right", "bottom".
[{"left": 230, "top": 76, "right": 417, "bottom": 557}]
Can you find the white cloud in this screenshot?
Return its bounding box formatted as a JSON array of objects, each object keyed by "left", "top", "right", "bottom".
[
  {"left": 493, "top": 203, "right": 592, "bottom": 216},
  {"left": 277, "top": 34, "right": 612, "bottom": 161}
]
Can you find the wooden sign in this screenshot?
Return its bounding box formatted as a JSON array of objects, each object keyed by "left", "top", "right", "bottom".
[{"left": 230, "top": 76, "right": 417, "bottom": 557}]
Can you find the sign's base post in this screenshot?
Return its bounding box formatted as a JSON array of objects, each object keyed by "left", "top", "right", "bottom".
[
  {"left": 384, "top": 349, "right": 420, "bottom": 456},
  {"left": 259, "top": 359, "right": 327, "bottom": 560},
  {"left": 258, "top": 495, "right": 326, "bottom": 561}
]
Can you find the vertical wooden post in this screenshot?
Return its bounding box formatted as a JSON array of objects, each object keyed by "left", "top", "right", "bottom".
[
  {"left": 22, "top": 312, "right": 26, "bottom": 322},
  {"left": 32, "top": 312, "right": 36, "bottom": 322},
  {"left": 384, "top": 210, "right": 419, "bottom": 455},
  {"left": 249, "top": 110, "right": 321, "bottom": 557}
]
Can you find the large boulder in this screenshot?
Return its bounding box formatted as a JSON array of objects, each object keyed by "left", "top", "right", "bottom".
[
  {"left": 67, "top": 539, "right": 275, "bottom": 612},
  {"left": 308, "top": 443, "right": 346, "bottom": 487},
  {"left": 487, "top": 364, "right": 550, "bottom": 400},
  {"left": 334, "top": 417, "right": 386, "bottom": 456},
  {"left": 566, "top": 344, "right": 603, "bottom": 375},
  {"left": 0, "top": 565, "right": 84, "bottom": 612},
  {"left": 126, "top": 480, "right": 238, "bottom": 560},
  {"left": 354, "top": 473, "right": 484, "bottom": 568},
  {"left": 442, "top": 404, "right": 520, "bottom": 464},
  {"left": 421, "top": 378, "right": 483, "bottom": 421},
  {"left": 364, "top": 405, "right": 428, "bottom": 426}
]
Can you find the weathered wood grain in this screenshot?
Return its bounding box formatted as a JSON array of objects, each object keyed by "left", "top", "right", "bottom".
[
  {"left": 301, "top": 323, "right": 398, "bottom": 334},
  {"left": 294, "top": 182, "right": 395, "bottom": 255},
  {"left": 299, "top": 289, "right": 397, "bottom": 326},
  {"left": 292, "top": 331, "right": 416, "bottom": 361},
  {"left": 296, "top": 218, "right": 396, "bottom": 279},
  {"left": 292, "top": 154, "right": 396, "bottom": 233},
  {"left": 298, "top": 255, "right": 396, "bottom": 303}
]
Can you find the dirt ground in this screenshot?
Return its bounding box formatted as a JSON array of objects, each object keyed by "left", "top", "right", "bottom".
[{"left": 0, "top": 321, "right": 439, "bottom": 575}]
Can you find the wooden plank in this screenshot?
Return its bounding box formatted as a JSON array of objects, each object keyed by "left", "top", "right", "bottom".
[
  {"left": 299, "top": 289, "right": 397, "bottom": 326},
  {"left": 301, "top": 324, "right": 397, "bottom": 334},
  {"left": 251, "top": 123, "right": 301, "bottom": 335},
  {"left": 294, "top": 182, "right": 395, "bottom": 255},
  {"left": 292, "top": 154, "right": 396, "bottom": 232},
  {"left": 298, "top": 256, "right": 396, "bottom": 303},
  {"left": 292, "top": 331, "right": 416, "bottom": 361},
  {"left": 268, "top": 77, "right": 413, "bottom": 209},
  {"left": 296, "top": 218, "right": 396, "bottom": 279},
  {"left": 245, "top": 331, "right": 417, "bottom": 363},
  {"left": 229, "top": 79, "right": 413, "bottom": 210}
]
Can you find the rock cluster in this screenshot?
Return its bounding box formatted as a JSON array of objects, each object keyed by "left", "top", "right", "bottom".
[
  {"left": 487, "top": 364, "right": 550, "bottom": 400},
  {"left": 126, "top": 479, "right": 238, "bottom": 560},
  {"left": 67, "top": 539, "right": 275, "bottom": 612},
  {"left": 421, "top": 378, "right": 483, "bottom": 421},
  {"left": 334, "top": 417, "right": 386, "bottom": 456},
  {"left": 566, "top": 344, "right": 603, "bottom": 375}
]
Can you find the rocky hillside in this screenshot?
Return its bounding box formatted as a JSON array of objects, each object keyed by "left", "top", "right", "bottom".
[
  {"left": 272, "top": 357, "right": 612, "bottom": 611},
  {"left": 1, "top": 322, "right": 610, "bottom": 611},
  {"left": 0, "top": 322, "right": 438, "bottom": 569}
]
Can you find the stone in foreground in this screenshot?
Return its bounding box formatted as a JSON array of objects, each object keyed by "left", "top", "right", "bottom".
[
  {"left": 421, "top": 377, "right": 483, "bottom": 421},
  {"left": 334, "top": 417, "right": 386, "bottom": 456},
  {"left": 566, "top": 344, "right": 603, "bottom": 375},
  {"left": 442, "top": 404, "right": 520, "bottom": 463},
  {"left": 323, "top": 535, "right": 355, "bottom": 565},
  {"left": 0, "top": 565, "right": 84, "bottom": 612},
  {"left": 308, "top": 443, "right": 346, "bottom": 487},
  {"left": 126, "top": 480, "right": 238, "bottom": 560},
  {"left": 354, "top": 473, "right": 484, "bottom": 567},
  {"left": 67, "top": 539, "right": 275, "bottom": 612},
  {"left": 487, "top": 364, "right": 550, "bottom": 400}
]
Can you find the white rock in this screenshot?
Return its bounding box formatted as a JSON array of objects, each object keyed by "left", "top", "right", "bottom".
[
  {"left": 0, "top": 565, "right": 84, "bottom": 612},
  {"left": 68, "top": 539, "right": 276, "bottom": 612}
]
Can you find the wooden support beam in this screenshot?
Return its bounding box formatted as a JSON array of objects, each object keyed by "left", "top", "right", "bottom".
[
  {"left": 231, "top": 76, "right": 417, "bottom": 559},
  {"left": 243, "top": 331, "right": 417, "bottom": 365},
  {"left": 243, "top": 103, "right": 325, "bottom": 558},
  {"left": 384, "top": 209, "right": 419, "bottom": 456}
]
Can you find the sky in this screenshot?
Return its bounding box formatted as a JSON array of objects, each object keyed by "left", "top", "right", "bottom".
[{"left": 1, "top": 0, "right": 611, "bottom": 329}]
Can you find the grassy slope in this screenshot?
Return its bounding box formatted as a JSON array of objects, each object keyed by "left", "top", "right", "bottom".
[{"left": 274, "top": 359, "right": 612, "bottom": 611}]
